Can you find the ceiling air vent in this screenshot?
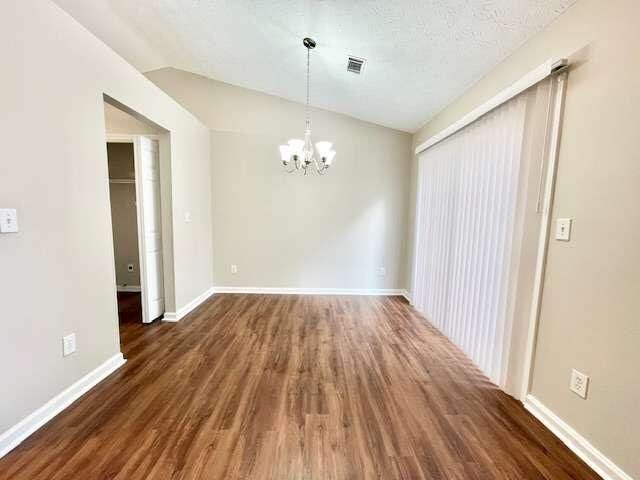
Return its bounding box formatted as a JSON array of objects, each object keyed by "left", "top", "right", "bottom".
[{"left": 347, "top": 56, "right": 366, "bottom": 75}]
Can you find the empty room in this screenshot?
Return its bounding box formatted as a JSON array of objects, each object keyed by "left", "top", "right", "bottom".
[{"left": 0, "top": 1, "right": 637, "bottom": 479}]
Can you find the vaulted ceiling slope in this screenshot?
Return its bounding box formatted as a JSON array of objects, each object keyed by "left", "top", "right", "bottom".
[{"left": 53, "top": 0, "right": 575, "bottom": 132}]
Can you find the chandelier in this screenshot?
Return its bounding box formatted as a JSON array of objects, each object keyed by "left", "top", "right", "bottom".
[{"left": 279, "top": 37, "right": 335, "bottom": 175}]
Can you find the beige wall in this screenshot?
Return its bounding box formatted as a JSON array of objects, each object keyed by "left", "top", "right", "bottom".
[
  {"left": 0, "top": 0, "right": 211, "bottom": 435},
  {"left": 106, "top": 143, "right": 140, "bottom": 287},
  {"left": 410, "top": 0, "right": 640, "bottom": 476},
  {"left": 146, "top": 68, "right": 413, "bottom": 291},
  {"left": 104, "top": 102, "right": 158, "bottom": 135}
]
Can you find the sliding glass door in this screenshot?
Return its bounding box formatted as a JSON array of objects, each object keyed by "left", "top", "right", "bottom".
[{"left": 412, "top": 76, "right": 564, "bottom": 395}]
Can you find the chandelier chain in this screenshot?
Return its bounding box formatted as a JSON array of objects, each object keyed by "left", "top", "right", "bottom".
[{"left": 306, "top": 46, "right": 311, "bottom": 131}]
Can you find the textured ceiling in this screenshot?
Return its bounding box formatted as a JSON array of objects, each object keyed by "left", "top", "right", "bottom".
[{"left": 54, "top": 0, "right": 576, "bottom": 132}]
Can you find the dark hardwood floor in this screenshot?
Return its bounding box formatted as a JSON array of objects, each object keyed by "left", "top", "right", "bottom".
[
  {"left": 0, "top": 294, "right": 600, "bottom": 479},
  {"left": 116, "top": 291, "right": 142, "bottom": 324}
]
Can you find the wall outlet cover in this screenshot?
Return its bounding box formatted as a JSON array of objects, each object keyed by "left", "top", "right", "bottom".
[
  {"left": 62, "top": 333, "right": 77, "bottom": 357},
  {"left": 231, "top": 264, "right": 238, "bottom": 274},
  {"left": 569, "top": 369, "right": 589, "bottom": 399},
  {"left": 0, "top": 208, "right": 19, "bottom": 233}
]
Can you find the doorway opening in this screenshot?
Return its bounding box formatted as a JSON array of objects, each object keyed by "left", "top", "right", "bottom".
[
  {"left": 106, "top": 140, "right": 143, "bottom": 323},
  {"left": 103, "top": 99, "right": 174, "bottom": 325}
]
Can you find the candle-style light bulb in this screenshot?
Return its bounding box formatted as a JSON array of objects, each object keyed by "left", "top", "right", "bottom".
[
  {"left": 279, "top": 145, "right": 291, "bottom": 164},
  {"left": 323, "top": 150, "right": 336, "bottom": 166}
]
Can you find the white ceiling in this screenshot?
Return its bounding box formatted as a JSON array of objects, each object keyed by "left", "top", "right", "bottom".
[{"left": 54, "top": 0, "right": 576, "bottom": 132}]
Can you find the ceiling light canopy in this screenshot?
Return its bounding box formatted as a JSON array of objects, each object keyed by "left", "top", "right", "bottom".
[{"left": 279, "top": 37, "right": 335, "bottom": 175}]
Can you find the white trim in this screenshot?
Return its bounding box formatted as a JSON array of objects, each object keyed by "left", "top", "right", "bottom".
[
  {"left": 0, "top": 353, "right": 126, "bottom": 459},
  {"left": 117, "top": 285, "right": 141, "bottom": 292},
  {"left": 415, "top": 58, "right": 567, "bottom": 154},
  {"left": 162, "top": 312, "right": 179, "bottom": 322},
  {"left": 109, "top": 179, "right": 135, "bottom": 184},
  {"left": 524, "top": 395, "right": 633, "bottom": 480},
  {"left": 162, "top": 286, "right": 216, "bottom": 322},
  {"left": 162, "top": 287, "right": 409, "bottom": 321},
  {"left": 132, "top": 136, "right": 150, "bottom": 323},
  {"left": 212, "top": 286, "right": 408, "bottom": 297}
]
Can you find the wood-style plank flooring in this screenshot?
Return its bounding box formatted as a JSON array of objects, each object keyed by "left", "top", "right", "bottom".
[
  {"left": 116, "top": 291, "right": 143, "bottom": 324},
  {"left": 0, "top": 294, "right": 600, "bottom": 479}
]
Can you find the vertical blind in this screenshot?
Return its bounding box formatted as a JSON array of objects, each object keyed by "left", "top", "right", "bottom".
[{"left": 412, "top": 93, "right": 531, "bottom": 385}]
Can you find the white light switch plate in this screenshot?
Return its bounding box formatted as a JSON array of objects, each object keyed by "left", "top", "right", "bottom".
[
  {"left": 184, "top": 210, "right": 192, "bottom": 223},
  {"left": 0, "top": 208, "right": 18, "bottom": 233},
  {"left": 62, "top": 333, "right": 76, "bottom": 357},
  {"left": 555, "top": 218, "right": 572, "bottom": 241},
  {"left": 570, "top": 369, "right": 589, "bottom": 399}
]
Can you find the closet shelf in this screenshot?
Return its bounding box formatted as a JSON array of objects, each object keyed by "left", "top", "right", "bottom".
[{"left": 109, "top": 179, "right": 135, "bottom": 184}]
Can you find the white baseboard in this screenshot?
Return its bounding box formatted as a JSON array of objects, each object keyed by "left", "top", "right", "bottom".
[
  {"left": 162, "top": 287, "right": 407, "bottom": 321},
  {"left": 0, "top": 352, "right": 126, "bottom": 459},
  {"left": 117, "top": 285, "right": 141, "bottom": 292},
  {"left": 162, "top": 286, "right": 216, "bottom": 322},
  {"left": 524, "top": 395, "right": 632, "bottom": 480},
  {"left": 212, "top": 286, "right": 409, "bottom": 297}
]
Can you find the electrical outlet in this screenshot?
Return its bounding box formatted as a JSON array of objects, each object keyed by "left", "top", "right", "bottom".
[
  {"left": 0, "top": 208, "right": 19, "bottom": 233},
  {"left": 62, "top": 333, "right": 76, "bottom": 357},
  {"left": 378, "top": 267, "right": 387, "bottom": 277},
  {"left": 569, "top": 369, "right": 589, "bottom": 399},
  {"left": 127, "top": 263, "right": 134, "bottom": 272},
  {"left": 231, "top": 264, "right": 238, "bottom": 274},
  {"left": 555, "top": 218, "right": 572, "bottom": 241}
]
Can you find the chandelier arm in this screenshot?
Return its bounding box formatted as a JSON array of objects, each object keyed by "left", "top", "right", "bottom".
[{"left": 312, "top": 155, "right": 323, "bottom": 173}]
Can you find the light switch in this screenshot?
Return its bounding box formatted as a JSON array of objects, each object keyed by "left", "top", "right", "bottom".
[
  {"left": 555, "top": 218, "right": 572, "bottom": 241},
  {"left": 0, "top": 208, "right": 18, "bottom": 233},
  {"left": 184, "top": 210, "right": 192, "bottom": 223}
]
